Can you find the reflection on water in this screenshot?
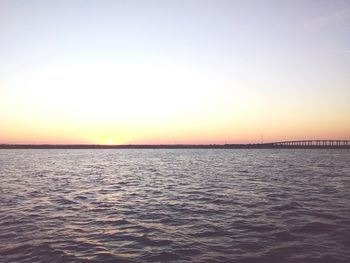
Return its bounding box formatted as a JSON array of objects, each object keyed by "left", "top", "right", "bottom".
[{"left": 0, "top": 149, "right": 350, "bottom": 262}]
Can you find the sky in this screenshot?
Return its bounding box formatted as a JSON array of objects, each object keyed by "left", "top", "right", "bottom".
[{"left": 1, "top": 0, "right": 349, "bottom": 145}]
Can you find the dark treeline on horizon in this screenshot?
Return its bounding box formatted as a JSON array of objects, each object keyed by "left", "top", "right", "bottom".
[{"left": 1, "top": 143, "right": 349, "bottom": 149}]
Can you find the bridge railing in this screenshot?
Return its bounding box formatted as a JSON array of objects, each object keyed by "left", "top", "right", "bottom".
[{"left": 266, "top": 140, "right": 350, "bottom": 147}]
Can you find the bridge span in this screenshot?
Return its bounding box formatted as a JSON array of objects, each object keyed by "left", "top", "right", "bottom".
[{"left": 261, "top": 140, "right": 350, "bottom": 148}]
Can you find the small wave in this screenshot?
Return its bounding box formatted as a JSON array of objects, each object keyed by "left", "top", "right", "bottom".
[
  {"left": 95, "top": 218, "right": 131, "bottom": 226},
  {"left": 291, "top": 221, "right": 335, "bottom": 234},
  {"left": 190, "top": 230, "right": 230, "bottom": 238},
  {"left": 272, "top": 230, "right": 298, "bottom": 241},
  {"left": 141, "top": 251, "right": 180, "bottom": 262},
  {"left": 270, "top": 201, "right": 301, "bottom": 211},
  {"left": 0, "top": 243, "right": 78, "bottom": 263},
  {"left": 90, "top": 252, "right": 134, "bottom": 263}
]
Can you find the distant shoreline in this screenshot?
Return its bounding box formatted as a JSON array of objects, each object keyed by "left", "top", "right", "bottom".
[{"left": 1, "top": 144, "right": 349, "bottom": 149}]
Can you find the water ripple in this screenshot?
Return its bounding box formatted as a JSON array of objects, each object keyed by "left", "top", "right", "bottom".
[{"left": 0, "top": 149, "right": 350, "bottom": 262}]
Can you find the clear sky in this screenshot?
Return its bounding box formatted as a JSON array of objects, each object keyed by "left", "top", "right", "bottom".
[{"left": 1, "top": 0, "right": 349, "bottom": 144}]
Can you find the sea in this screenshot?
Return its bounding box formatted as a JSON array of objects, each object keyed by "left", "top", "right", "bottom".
[{"left": 0, "top": 149, "right": 349, "bottom": 263}]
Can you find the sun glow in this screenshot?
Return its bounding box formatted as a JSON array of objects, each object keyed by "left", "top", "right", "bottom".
[
  {"left": 91, "top": 133, "right": 131, "bottom": 146},
  {"left": 106, "top": 138, "right": 114, "bottom": 145}
]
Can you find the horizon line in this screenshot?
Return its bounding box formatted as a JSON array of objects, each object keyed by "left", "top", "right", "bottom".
[
  {"left": 1, "top": 139, "right": 350, "bottom": 146},
  {"left": 1, "top": 140, "right": 349, "bottom": 149}
]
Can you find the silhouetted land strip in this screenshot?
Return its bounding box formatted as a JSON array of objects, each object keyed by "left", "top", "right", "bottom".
[{"left": 1, "top": 140, "right": 350, "bottom": 149}]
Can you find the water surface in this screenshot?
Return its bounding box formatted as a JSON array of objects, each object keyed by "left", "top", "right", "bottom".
[{"left": 0, "top": 149, "right": 349, "bottom": 262}]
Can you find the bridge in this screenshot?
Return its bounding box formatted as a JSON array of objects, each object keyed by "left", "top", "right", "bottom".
[{"left": 260, "top": 140, "right": 350, "bottom": 148}]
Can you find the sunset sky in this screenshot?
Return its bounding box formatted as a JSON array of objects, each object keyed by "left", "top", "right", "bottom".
[{"left": 1, "top": 0, "right": 349, "bottom": 145}]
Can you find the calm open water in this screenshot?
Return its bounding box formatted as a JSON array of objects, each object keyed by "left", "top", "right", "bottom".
[{"left": 0, "top": 149, "right": 350, "bottom": 263}]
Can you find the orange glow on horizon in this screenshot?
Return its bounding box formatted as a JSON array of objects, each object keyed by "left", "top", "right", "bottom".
[{"left": 2, "top": 117, "right": 349, "bottom": 145}]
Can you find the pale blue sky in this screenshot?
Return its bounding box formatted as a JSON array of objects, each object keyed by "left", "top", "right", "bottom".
[{"left": 1, "top": 0, "right": 349, "bottom": 143}]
